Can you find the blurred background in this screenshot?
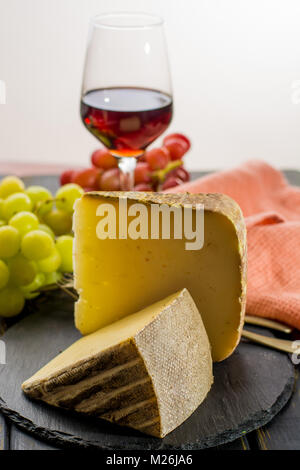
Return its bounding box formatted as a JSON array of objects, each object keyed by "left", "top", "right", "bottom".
[{"left": 0, "top": 0, "right": 300, "bottom": 171}]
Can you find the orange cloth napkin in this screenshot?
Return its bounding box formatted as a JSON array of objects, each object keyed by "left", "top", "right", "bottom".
[{"left": 168, "top": 160, "right": 300, "bottom": 330}]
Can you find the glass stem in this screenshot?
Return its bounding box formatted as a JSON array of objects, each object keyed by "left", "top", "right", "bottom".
[{"left": 118, "top": 157, "right": 137, "bottom": 191}]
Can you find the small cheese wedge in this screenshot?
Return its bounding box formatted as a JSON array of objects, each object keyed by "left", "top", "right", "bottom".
[
  {"left": 73, "top": 192, "right": 247, "bottom": 362},
  {"left": 22, "top": 289, "right": 213, "bottom": 438}
]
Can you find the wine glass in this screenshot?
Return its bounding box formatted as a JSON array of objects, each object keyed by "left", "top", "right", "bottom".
[{"left": 80, "top": 12, "right": 173, "bottom": 190}]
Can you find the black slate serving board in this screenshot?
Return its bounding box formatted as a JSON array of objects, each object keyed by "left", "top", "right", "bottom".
[{"left": 0, "top": 291, "right": 295, "bottom": 450}]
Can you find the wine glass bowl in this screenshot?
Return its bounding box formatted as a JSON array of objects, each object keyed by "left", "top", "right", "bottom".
[
  {"left": 80, "top": 12, "right": 173, "bottom": 190},
  {"left": 81, "top": 87, "right": 173, "bottom": 158}
]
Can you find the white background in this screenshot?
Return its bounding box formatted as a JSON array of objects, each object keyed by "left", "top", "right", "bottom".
[{"left": 0, "top": 0, "right": 300, "bottom": 171}]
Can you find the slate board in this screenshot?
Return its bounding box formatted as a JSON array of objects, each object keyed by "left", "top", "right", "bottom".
[{"left": 0, "top": 291, "right": 295, "bottom": 450}]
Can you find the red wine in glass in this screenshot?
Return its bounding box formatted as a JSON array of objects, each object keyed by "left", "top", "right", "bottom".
[{"left": 81, "top": 87, "right": 173, "bottom": 158}]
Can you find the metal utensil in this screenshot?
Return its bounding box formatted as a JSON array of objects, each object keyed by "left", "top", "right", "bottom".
[
  {"left": 242, "top": 329, "right": 297, "bottom": 354},
  {"left": 245, "top": 315, "right": 292, "bottom": 334}
]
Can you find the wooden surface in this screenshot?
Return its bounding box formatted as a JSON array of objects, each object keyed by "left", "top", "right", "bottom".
[
  {"left": 0, "top": 291, "right": 295, "bottom": 450},
  {"left": 0, "top": 169, "right": 300, "bottom": 451}
]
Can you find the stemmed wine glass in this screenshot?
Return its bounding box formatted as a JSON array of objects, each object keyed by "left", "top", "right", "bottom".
[{"left": 80, "top": 12, "right": 173, "bottom": 190}]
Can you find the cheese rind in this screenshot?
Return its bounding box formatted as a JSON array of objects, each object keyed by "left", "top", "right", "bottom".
[
  {"left": 22, "top": 289, "right": 213, "bottom": 438},
  {"left": 74, "top": 192, "right": 247, "bottom": 362}
]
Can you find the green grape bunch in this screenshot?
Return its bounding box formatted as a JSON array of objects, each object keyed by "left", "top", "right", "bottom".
[{"left": 0, "top": 176, "right": 83, "bottom": 318}]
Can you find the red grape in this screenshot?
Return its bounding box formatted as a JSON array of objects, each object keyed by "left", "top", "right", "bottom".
[
  {"left": 99, "top": 168, "right": 121, "bottom": 191},
  {"left": 171, "top": 166, "right": 190, "bottom": 183},
  {"left": 163, "top": 141, "right": 186, "bottom": 160},
  {"left": 146, "top": 147, "right": 170, "bottom": 170},
  {"left": 83, "top": 187, "right": 96, "bottom": 192},
  {"left": 134, "top": 162, "right": 151, "bottom": 184},
  {"left": 162, "top": 176, "right": 183, "bottom": 190},
  {"left": 60, "top": 170, "right": 75, "bottom": 186},
  {"left": 163, "top": 134, "right": 191, "bottom": 161},
  {"left": 163, "top": 133, "right": 191, "bottom": 153},
  {"left": 91, "top": 149, "right": 118, "bottom": 169},
  {"left": 134, "top": 183, "right": 153, "bottom": 191},
  {"left": 73, "top": 168, "right": 101, "bottom": 190}
]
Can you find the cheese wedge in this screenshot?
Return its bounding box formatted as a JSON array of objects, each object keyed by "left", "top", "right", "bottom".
[
  {"left": 22, "top": 289, "right": 213, "bottom": 438},
  {"left": 73, "top": 192, "right": 247, "bottom": 362}
]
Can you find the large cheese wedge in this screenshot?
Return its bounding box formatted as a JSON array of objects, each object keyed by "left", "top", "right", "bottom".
[
  {"left": 74, "top": 192, "right": 247, "bottom": 362},
  {"left": 22, "top": 289, "right": 213, "bottom": 438}
]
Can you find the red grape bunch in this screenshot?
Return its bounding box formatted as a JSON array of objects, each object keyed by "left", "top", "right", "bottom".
[{"left": 60, "top": 133, "right": 191, "bottom": 192}]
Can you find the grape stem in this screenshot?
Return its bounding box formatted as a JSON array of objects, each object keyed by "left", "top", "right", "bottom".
[{"left": 152, "top": 160, "right": 183, "bottom": 183}]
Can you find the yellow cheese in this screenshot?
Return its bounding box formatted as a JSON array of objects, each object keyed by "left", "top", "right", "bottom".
[
  {"left": 74, "top": 192, "right": 247, "bottom": 362},
  {"left": 22, "top": 289, "right": 213, "bottom": 438}
]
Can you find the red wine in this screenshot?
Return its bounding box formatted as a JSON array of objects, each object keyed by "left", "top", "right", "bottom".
[{"left": 81, "top": 87, "right": 173, "bottom": 157}]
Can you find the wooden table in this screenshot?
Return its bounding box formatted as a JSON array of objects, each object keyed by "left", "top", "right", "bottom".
[{"left": 0, "top": 169, "right": 299, "bottom": 451}]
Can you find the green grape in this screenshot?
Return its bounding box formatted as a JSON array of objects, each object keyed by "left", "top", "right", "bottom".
[
  {"left": 0, "top": 260, "right": 9, "bottom": 289},
  {"left": 8, "top": 254, "right": 37, "bottom": 286},
  {"left": 25, "top": 186, "right": 53, "bottom": 208},
  {"left": 21, "top": 230, "right": 55, "bottom": 261},
  {"left": 0, "top": 199, "right": 5, "bottom": 219},
  {"left": 0, "top": 176, "right": 25, "bottom": 199},
  {"left": 0, "top": 226, "right": 20, "bottom": 258},
  {"left": 3, "top": 193, "right": 32, "bottom": 220},
  {"left": 35, "top": 199, "right": 54, "bottom": 218},
  {"left": 56, "top": 235, "right": 73, "bottom": 272},
  {"left": 9, "top": 211, "right": 39, "bottom": 236},
  {"left": 21, "top": 272, "right": 45, "bottom": 299},
  {"left": 37, "top": 249, "right": 61, "bottom": 273},
  {"left": 0, "top": 220, "right": 6, "bottom": 227},
  {"left": 23, "top": 291, "right": 39, "bottom": 299},
  {"left": 56, "top": 183, "right": 84, "bottom": 214},
  {"left": 38, "top": 223, "right": 55, "bottom": 240},
  {"left": 44, "top": 271, "right": 63, "bottom": 285},
  {"left": 43, "top": 209, "right": 72, "bottom": 236},
  {"left": 0, "top": 287, "right": 25, "bottom": 317}
]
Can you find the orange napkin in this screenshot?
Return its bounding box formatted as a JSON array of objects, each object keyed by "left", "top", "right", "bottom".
[{"left": 168, "top": 160, "right": 300, "bottom": 330}]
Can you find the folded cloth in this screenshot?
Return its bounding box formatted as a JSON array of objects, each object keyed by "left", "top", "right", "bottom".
[{"left": 168, "top": 160, "right": 300, "bottom": 330}]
